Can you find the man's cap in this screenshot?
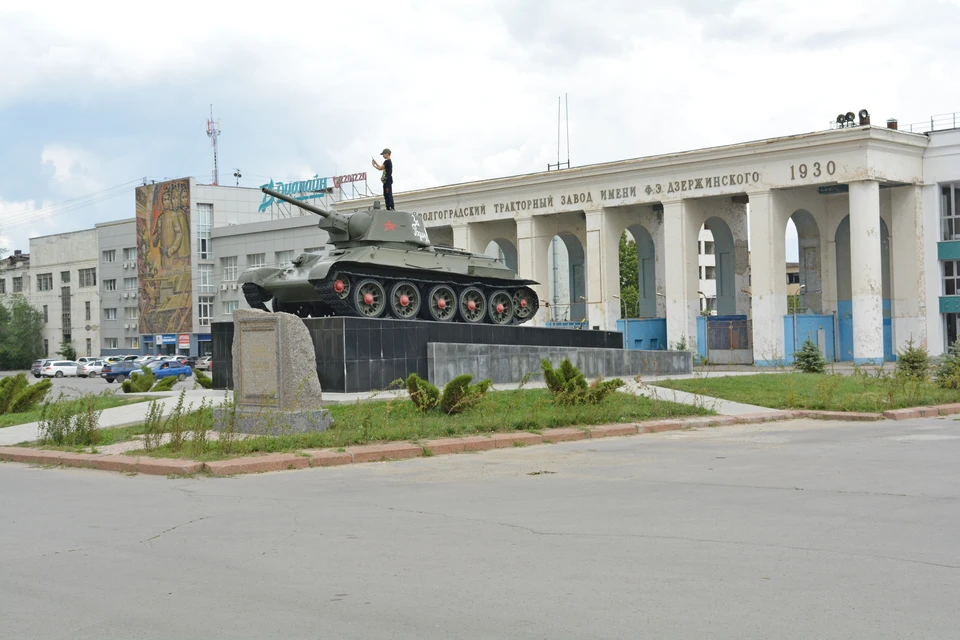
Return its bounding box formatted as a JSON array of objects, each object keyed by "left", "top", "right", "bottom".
[{"left": 381, "top": 148, "right": 391, "bottom": 155}]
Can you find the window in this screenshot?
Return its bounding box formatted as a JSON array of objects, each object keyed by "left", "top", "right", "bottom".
[
  {"left": 61, "top": 271, "right": 70, "bottom": 283},
  {"left": 12, "top": 277, "right": 22, "bottom": 293},
  {"left": 198, "top": 296, "right": 214, "bottom": 326},
  {"left": 945, "top": 260, "right": 960, "bottom": 295},
  {"left": 221, "top": 256, "right": 238, "bottom": 281},
  {"left": 61, "top": 286, "right": 71, "bottom": 332},
  {"left": 197, "top": 203, "right": 213, "bottom": 259},
  {"left": 198, "top": 264, "right": 214, "bottom": 292},
  {"left": 942, "top": 184, "right": 960, "bottom": 241},
  {"left": 124, "top": 307, "right": 139, "bottom": 320},
  {"left": 126, "top": 337, "right": 139, "bottom": 349},
  {"left": 123, "top": 247, "right": 137, "bottom": 261},
  {"left": 124, "top": 277, "right": 137, "bottom": 290},
  {"left": 37, "top": 273, "right": 53, "bottom": 291},
  {"left": 223, "top": 300, "right": 239, "bottom": 315},
  {"left": 0, "top": 279, "right": 5, "bottom": 294},
  {"left": 85, "top": 301, "right": 91, "bottom": 321},
  {"left": 79, "top": 268, "right": 96, "bottom": 287},
  {"left": 704, "top": 241, "right": 715, "bottom": 255},
  {"left": 104, "top": 279, "right": 116, "bottom": 291},
  {"left": 105, "top": 308, "right": 118, "bottom": 320},
  {"left": 42, "top": 305, "right": 48, "bottom": 323},
  {"left": 105, "top": 337, "right": 118, "bottom": 349},
  {"left": 247, "top": 253, "right": 266, "bottom": 269},
  {"left": 705, "top": 266, "right": 716, "bottom": 280},
  {"left": 787, "top": 272, "right": 800, "bottom": 285},
  {"left": 102, "top": 250, "right": 116, "bottom": 262},
  {"left": 85, "top": 338, "right": 92, "bottom": 357},
  {"left": 275, "top": 250, "right": 294, "bottom": 265}
]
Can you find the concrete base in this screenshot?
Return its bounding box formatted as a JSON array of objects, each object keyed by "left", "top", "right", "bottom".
[
  {"left": 213, "top": 407, "right": 333, "bottom": 436},
  {"left": 428, "top": 343, "right": 692, "bottom": 387}
]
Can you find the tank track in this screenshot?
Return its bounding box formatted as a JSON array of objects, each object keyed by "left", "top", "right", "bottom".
[{"left": 310, "top": 265, "right": 539, "bottom": 324}]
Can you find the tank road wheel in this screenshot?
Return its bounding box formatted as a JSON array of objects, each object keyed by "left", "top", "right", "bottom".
[
  {"left": 330, "top": 272, "right": 351, "bottom": 300},
  {"left": 458, "top": 286, "right": 487, "bottom": 323},
  {"left": 487, "top": 289, "right": 515, "bottom": 325},
  {"left": 512, "top": 287, "right": 538, "bottom": 322},
  {"left": 389, "top": 281, "right": 421, "bottom": 319},
  {"left": 424, "top": 284, "right": 457, "bottom": 322},
  {"left": 354, "top": 279, "right": 387, "bottom": 318}
]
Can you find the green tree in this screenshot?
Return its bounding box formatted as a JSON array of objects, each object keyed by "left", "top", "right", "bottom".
[
  {"left": 57, "top": 341, "right": 77, "bottom": 362},
  {"left": 0, "top": 295, "right": 46, "bottom": 370},
  {"left": 618, "top": 231, "right": 639, "bottom": 318}
]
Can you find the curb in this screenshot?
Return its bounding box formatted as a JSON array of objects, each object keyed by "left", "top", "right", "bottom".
[{"left": 1, "top": 403, "right": 946, "bottom": 477}]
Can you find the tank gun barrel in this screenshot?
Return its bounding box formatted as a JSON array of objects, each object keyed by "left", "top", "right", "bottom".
[{"left": 261, "top": 187, "right": 331, "bottom": 218}]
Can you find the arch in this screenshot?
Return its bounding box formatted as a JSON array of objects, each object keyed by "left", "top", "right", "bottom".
[
  {"left": 546, "top": 233, "right": 586, "bottom": 323},
  {"left": 786, "top": 209, "right": 823, "bottom": 313},
  {"left": 625, "top": 224, "right": 657, "bottom": 318},
  {"left": 483, "top": 238, "right": 518, "bottom": 272},
  {"left": 701, "top": 217, "right": 736, "bottom": 316},
  {"left": 835, "top": 215, "right": 892, "bottom": 361}
]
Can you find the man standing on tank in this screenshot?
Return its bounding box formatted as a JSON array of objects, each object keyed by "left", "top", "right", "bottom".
[{"left": 372, "top": 148, "right": 394, "bottom": 210}]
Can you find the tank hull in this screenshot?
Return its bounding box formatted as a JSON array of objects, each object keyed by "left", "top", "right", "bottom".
[{"left": 238, "top": 245, "right": 540, "bottom": 325}]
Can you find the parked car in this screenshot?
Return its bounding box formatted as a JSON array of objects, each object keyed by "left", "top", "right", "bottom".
[
  {"left": 195, "top": 356, "right": 212, "bottom": 371},
  {"left": 31, "top": 359, "right": 53, "bottom": 378},
  {"left": 78, "top": 360, "right": 106, "bottom": 378},
  {"left": 132, "top": 360, "right": 193, "bottom": 382},
  {"left": 181, "top": 356, "right": 199, "bottom": 368},
  {"left": 101, "top": 361, "right": 139, "bottom": 383},
  {"left": 41, "top": 361, "right": 79, "bottom": 378}
]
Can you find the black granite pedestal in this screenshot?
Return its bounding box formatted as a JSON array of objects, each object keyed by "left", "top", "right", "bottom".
[{"left": 212, "top": 317, "right": 623, "bottom": 393}]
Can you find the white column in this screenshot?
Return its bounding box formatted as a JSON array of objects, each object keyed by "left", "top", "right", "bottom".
[
  {"left": 662, "top": 200, "right": 699, "bottom": 350},
  {"left": 890, "top": 185, "right": 927, "bottom": 351},
  {"left": 584, "top": 207, "right": 620, "bottom": 330},
  {"left": 516, "top": 217, "right": 549, "bottom": 326},
  {"left": 452, "top": 223, "right": 470, "bottom": 251},
  {"left": 849, "top": 180, "right": 884, "bottom": 364},
  {"left": 748, "top": 191, "right": 787, "bottom": 365}
]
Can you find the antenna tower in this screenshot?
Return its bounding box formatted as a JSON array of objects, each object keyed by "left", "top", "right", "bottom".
[
  {"left": 206, "top": 104, "right": 222, "bottom": 185},
  {"left": 548, "top": 93, "right": 571, "bottom": 171}
]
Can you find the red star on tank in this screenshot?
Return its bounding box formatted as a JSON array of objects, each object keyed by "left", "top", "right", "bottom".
[{"left": 383, "top": 220, "right": 396, "bottom": 231}]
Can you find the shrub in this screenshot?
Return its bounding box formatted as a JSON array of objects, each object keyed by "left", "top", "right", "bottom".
[
  {"left": 37, "top": 392, "right": 102, "bottom": 446},
  {"left": 895, "top": 337, "right": 929, "bottom": 382},
  {"left": 193, "top": 369, "right": 213, "bottom": 389},
  {"left": 7, "top": 378, "right": 53, "bottom": 414},
  {"left": 793, "top": 338, "right": 826, "bottom": 374},
  {"left": 541, "top": 358, "right": 624, "bottom": 405},
  {"left": 439, "top": 374, "right": 491, "bottom": 415},
  {"left": 0, "top": 373, "right": 30, "bottom": 414},
  {"left": 150, "top": 376, "right": 178, "bottom": 392},
  {"left": 122, "top": 366, "right": 155, "bottom": 393},
  {"left": 406, "top": 373, "right": 440, "bottom": 412},
  {"left": 936, "top": 337, "right": 960, "bottom": 389}
]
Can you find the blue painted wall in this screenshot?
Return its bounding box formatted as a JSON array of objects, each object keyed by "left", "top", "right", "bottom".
[
  {"left": 616, "top": 318, "right": 667, "bottom": 350},
  {"left": 783, "top": 314, "right": 836, "bottom": 364}
]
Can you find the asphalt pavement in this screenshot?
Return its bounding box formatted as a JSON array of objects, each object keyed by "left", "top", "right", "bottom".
[{"left": 1, "top": 416, "right": 957, "bottom": 639}]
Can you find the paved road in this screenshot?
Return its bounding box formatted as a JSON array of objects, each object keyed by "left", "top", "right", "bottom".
[
  {"left": 1, "top": 369, "right": 197, "bottom": 400},
  {"left": 1, "top": 417, "right": 958, "bottom": 639}
]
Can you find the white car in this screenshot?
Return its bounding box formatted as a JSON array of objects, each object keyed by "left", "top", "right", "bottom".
[
  {"left": 78, "top": 360, "right": 106, "bottom": 378},
  {"left": 41, "top": 361, "right": 79, "bottom": 378}
]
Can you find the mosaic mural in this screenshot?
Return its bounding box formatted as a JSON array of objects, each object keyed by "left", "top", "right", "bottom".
[{"left": 136, "top": 179, "right": 192, "bottom": 334}]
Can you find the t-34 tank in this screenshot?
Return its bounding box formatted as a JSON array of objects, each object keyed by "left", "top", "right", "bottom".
[{"left": 239, "top": 187, "right": 540, "bottom": 324}]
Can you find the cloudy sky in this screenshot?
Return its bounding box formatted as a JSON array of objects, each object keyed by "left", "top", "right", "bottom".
[{"left": 1, "top": 0, "right": 958, "bottom": 258}]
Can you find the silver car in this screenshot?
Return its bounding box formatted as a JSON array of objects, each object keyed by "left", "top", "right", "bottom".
[{"left": 77, "top": 360, "right": 105, "bottom": 378}]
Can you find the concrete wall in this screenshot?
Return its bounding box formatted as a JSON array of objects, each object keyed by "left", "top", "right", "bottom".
[
  {"left": 96, "top": 219, "right": 139, "bottom": 354},
  {"left": 427, "top": 342, "right": 692, "bottom": 387}
]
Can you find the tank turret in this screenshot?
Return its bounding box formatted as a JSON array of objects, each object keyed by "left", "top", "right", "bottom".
[
  {"left": 261, "top": 187, "right": 429, "bottom": 248},
  {"left": 239, "top": 187, "right": 539, "bottom": 325}
]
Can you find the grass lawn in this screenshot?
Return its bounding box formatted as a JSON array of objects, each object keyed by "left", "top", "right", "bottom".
[
  {"left": 75, "top": 387, "right": 714, "bottom": 461},
  {"left": 653, "top": 372, "right": 960, "bottom": 412},
  {"left": 0, "top": 395, "right": 150, "bottom": 429}
]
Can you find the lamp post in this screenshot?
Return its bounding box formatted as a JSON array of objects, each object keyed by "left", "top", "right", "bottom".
[
  {"left": 793, "top": 284, "right": 806, "bottom": 353},
  {"left": 613, "top": 294, "right": 628, "bottom": 349}
]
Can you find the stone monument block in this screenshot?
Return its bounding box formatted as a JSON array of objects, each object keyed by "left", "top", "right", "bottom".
[{"left": 214, "top": 308, "right": 332, "bottom": 435}]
